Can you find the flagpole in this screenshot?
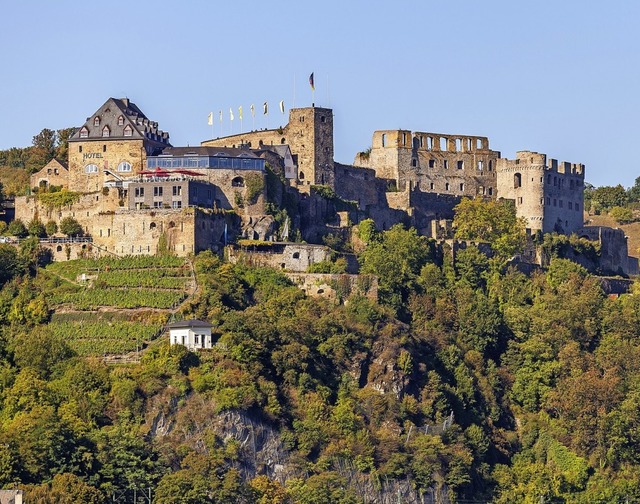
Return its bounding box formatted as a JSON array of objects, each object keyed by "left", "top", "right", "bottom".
[{"left": 293, "top": 73, "right": 296, "bottom": 110}]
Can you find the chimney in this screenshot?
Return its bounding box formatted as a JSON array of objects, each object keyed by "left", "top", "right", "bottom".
[{"left": 122, "top": 98, "right": 129, "bottom": 107}]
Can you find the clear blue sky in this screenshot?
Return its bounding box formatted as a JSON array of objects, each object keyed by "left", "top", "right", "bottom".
[{"left": 1, "top": 1, "right": 638, "bottom": 187}]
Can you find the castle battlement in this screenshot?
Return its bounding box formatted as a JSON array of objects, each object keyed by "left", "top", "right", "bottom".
[{"left": 372, "top": 130, "right": 491, "bottom": 152}]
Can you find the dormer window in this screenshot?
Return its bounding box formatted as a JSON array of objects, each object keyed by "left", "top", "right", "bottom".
[
  {"left": 102, "top": 126, "right": 110, "bottom": 138},
  {"left": 124, "top": 125, "right": 133, "bottom": 137},
  {"left": 118, "top": 115, "right": 124, "bottom": 126},
  {"left": 79, "top": 127, "right": 89, "bottom": 138},
  {"left": 94, "top": 117, "right": 100, "bottom": 127}
]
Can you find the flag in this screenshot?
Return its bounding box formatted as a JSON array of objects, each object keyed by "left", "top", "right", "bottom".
[
  {"left": 250, "top": 104, "right": 255, "bottom": 117},
  {"left": 207, "top": 112, "right": 213, "bottom": 126},
  {"left": 239, "top": 106, "right": 243, "bottom": 120},
  {"left": 219, "top": 110, "right": 223, "bottom": 123},
  {"left": 229, "top": 108, "right": 234, "bottom": 121},
  {"left": 309, "top": 72, "right": 315, "bottom": 91},
  {"left": 279, "top": 100, "right": 285, "bottom": 114},
  {"left": 263, "top": 102, "right": 268, "bottom": 115}
]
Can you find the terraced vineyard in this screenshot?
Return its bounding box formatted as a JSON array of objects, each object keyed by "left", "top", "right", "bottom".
[
  {"left": 47, "top": 255, "right": 192, "bottom": 310},
  {"left": 49, "top": 312, "right": 168, "bottom": 356},
  {"left": 45, "top": 256, "right": 193, "bottom": 355}
]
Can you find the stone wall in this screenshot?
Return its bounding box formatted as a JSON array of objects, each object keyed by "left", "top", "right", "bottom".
[
  {"left": 67, "top": 139, "right": 146, "bottom": 193},
  {"left": 227, "top": 243, "right": 332, "bottom": 272},
  {"left": 285, "top": 273, "right": 378, "bottom": 302},
  {"left": 578, "top": 226, "right": 637, "bottom": 276},
  {"left": 360, "top": 130, "right": 500, "bottom": 198}
]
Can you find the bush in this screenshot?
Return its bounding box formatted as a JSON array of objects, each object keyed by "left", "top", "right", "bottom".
[{"left": 609, "top": 206, "right": 634, "bottom": 224}]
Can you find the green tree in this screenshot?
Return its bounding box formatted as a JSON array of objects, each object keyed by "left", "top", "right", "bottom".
[
  {"left": 45, "top": 220, "right": 58, "bottom": 236},
  {"left": 360, "top": 224, "right": 433, "bottom": 315},
  {"left": 6, "top": 219, "right": 27, "bottom": 238},
  {"left": 27, "top": 217, "right": 46, "bottom": 238},
  {"left": 59, "top": 216, "right": 83, "bottom": 237},
  {"left": 591, "top": 184, "right": 627, "bottom": 213},
  {"left": 55, "top": 127, "right": 76, "bottom": 161},
  {"left": 453, "top": 198, "right": 527, "bottom": 260}
]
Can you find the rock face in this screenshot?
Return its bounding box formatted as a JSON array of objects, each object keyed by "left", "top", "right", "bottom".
[{"left": 146, "top": 390, "right": 450, "bottom": 503}]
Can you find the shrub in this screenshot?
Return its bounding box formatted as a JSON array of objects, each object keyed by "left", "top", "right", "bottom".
[
  {"left": 45, "top": 220, "right": 58, "bottom": 236},
  {"left": 609, "top": 206, "right": 634, "bottom": 224},
  {"left": 7, "top": 219, "right": 28, "bottom": 238}
]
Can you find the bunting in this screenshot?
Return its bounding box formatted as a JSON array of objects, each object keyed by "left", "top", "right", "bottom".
[
  {"left": 279, "top": 100, "right": 285, "bottom": 114},
  {"left": 229, "top": 108, "right": 234, "bottom": 121},
  {"left": 263, "top": 102, "right": 268, "bottom": 115},
  {"left": 207, "top": 112, "right": 213, "bottom": 126},
  {"left": 309, "top": 72, "right": 315, "bottom": 91}
]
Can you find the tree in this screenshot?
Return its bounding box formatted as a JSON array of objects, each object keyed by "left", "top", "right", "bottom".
[
  {"left": 6, "top": 219, "right": 27, "bottom": 238},
  {"left": 55, "top": 127, "right": 76, "bottom": 161},
  {"left": 59, "top": 216, "right": 83, "bottom": 237},
  {"left": 453, "top": 198, "right": 526, "bottom": 260},
  {"left": 591, "top": 185, "right": 627, "bottom": 213},
  {"left": 27, "top": 217, "right": 46, "bottom": 238},
  {"left": 627, "top": 176, "right": 640, "bottom": 203},
  {"left": 360, "top": 224, "right": 433, "bottom": 315},
  {"left": 26, "top": 128, "right": 57, "bottom": 173},
  {"left": 45, "top": 220, "right": 58, "bottom": 236}
]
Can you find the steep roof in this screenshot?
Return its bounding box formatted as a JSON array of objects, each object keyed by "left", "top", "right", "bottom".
[{"left": 70, "top": 97, "right": 171, "bottom": 145}]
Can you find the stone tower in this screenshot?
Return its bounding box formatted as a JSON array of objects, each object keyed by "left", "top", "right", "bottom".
[
  {"left": 201, "top": 106, "right": 335, "bottom": 188},
  {"left": 496, "top": 151, "right": 585, "bottom": 234}
]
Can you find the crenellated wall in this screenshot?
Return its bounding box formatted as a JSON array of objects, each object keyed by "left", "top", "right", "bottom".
[{"left": 497, "top": 151, "right": 585, "bottom": 234}]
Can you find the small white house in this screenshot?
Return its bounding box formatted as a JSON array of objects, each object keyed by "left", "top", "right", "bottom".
[{"left": 167, "top": 319, "right": 214, "bottom": 351}]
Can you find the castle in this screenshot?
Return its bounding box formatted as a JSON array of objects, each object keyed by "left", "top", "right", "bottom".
[{"left": 15, "top": 96, "right": 634, "bottom": 274}]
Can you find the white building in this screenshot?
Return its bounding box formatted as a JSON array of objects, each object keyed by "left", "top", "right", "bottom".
[{"left": 167, "top": 319, "right": 214, "bottom": 351}]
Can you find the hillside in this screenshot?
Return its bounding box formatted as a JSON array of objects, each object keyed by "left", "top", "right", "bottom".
[{"left": 0, "top": 223, "right": 640, "bottom": 502}]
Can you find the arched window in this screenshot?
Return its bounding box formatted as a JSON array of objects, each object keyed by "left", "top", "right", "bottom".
[
  {"left": 150, "top": 222, "right": 157, "bottom": 230},
  {"left": 280, "top": 138, "right": 286, "bottom": 144},
  {"left": 94, "top": 117, "right": 100, "bottom": 127},
  {"left": 231, "top": 176, "right": 245, "bottom": 187},
  {"left": 117, "top": 161, "right": 132, "bottom": 172},
  {"left": 292, "top": 252, "right": 300, "bottom": 259},
  {"left": 118, "top": 115, "right": 124, "bottom": 126},
  {"left": 84, "top": 164, "right": 98, "bottom": 173},
  {"left": 102, "top": 126, "right": 110, "bottom": 137},
  {"left": 514, "top": 173, "right": 522, "bottom": 188},
  {"left": 123, "top": 125, "right": 133, "bottom": 137},
  {"left": 299, "top": 171, "right": 305, "bottom": 180},
  {"left": 79, "top": 127, "right": 89, "bottom": 138}
]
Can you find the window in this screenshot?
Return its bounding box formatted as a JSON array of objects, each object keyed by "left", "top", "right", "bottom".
[
  {"left": 430, "top": 182, "right": 434, "bottom": 190},
  {"left": 575, "top": 203, "right": 580, "bottom": 211},
  {"left": 428, "top": 159, "right": 435, "bottom": 168},
  {"left": 411, "top": 159, "right": 417, "bottom": 167},
  {"left": 445, "top": 182, "right": 450, "bottom": 191},
  {"left": 118, "top": 115, "right": 124, "bottom": 126},
  {"left": 488, "top": 187, "right": 493, "bottom": 196},
  {"left": 568, "top": 202, "right": 573, "bottom": 210},
  {"left": 84, "top": 164, "right": 98, "bottom": 173},
  {"left": 117, "top": 161, "right": 131, "bottom": 172},
  {"left": 488, "top": 160, "right": 493, "bottom": 171},
  {"left": 443, "top": 160, "right": 448, "bottom": 169},
  {"left": 381, "top": 133, "right": 387, "bottom": 147},
  {"left": 440, "top": 137, "right": 448, "bottom": 151},
  {"left": 518, "top": 197, "right": 523, "bottom": 204},
  {"left": 546, "top": 197, "right": 551, "bottom": 205},
  {"left": 135, "top": 187, "right": 144, "bottom": 198},
  {"left": 514, "top": 173, "right": 522, "bottom": 188},
  {"left": 154, "top": 186, "right": 163, "bottom": 197},
  {"left": 559, "top": 200, "right": 563, "bottom": 208},
  {"left": 459, "top": 183, "right": 464, "bottom": 191},
  {"left": 124, "top": 125, "right": 133, "bottom": 137},
  {"left": 102, "top": 126, "right": 110, "bottom": 137},
  {"left": 172, "top": 201, "right": 182, "bottom": 208},
  {"left": 172, "top": 186, "right": 182, "bottom": 196},
  {"left": 478, "top": 160, "right": 483, "bottom": 171},
  {"left": 153, "top": 201, "right": 162, "bottom": 208},
  {"left": 94, "top": 117, "right": 100, "bottom": 127},
  {"left": 457, "top": 160, "right": 464, "bottom": 170},
  {"left": 194, "top": 335, "right": 199, "bottom": 345}
]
